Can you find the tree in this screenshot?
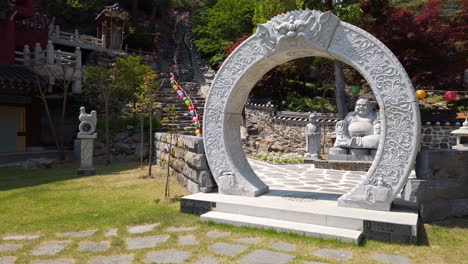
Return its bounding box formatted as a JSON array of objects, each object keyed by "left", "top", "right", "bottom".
[
  {"left": 361, "top": 0, "right": 467, "bottom": 90},
  {"left": 160, "top": 104, "right": 179, "bottom": 197},
  {"left": 83, "top": 65, "right": 116, "bottom": 165},
  {"left": 193, "top": 0, "right": 255, "bottom": 66}
]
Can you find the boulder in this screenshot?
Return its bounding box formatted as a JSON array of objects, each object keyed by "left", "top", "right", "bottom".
[{"left": 22, "top": 158, "right": 56, "bottom": 170}]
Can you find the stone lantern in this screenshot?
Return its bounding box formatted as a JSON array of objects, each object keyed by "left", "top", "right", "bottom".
[
  {"left": 451, "top": 114, "right": 468, "bottom": 151},
  {"left": 96, "top": 3, "right": 129, "bottom": 50}
]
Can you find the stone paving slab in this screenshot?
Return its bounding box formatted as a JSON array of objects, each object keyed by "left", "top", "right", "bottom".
[
  {"left": 303, "top": 262, "right": 328, "bottom": 264},
  {"left": 127, "top": 223, "right": 159, "bottom": 234},
  {"left": 166, "top": 227, "right": 197, "bottom": 232},
  {"left": 270, "top": 242, "right": 294, "bottom": 252},
  {"left": 32, "top": 260, "right": 75, "bottom": 264},
  {"left": 2, "top": 234, "right": 41, "bottom": 240},
  {"left": 126, "top": 235, "right": 169, "bottom": 250},
  {"left": 193, "top": 257, "right": 220, "bottom": 264},
  {"left": 89, "top": 255, "right": 132, "bottom": 264},
  {"left": 312, "top": 249, "right": 352, "bottom": 260},
  {"left": 144, "top": 250, "right": 190, "bottom": 263},
  {"left": 0, "top": 257, "right": 16, "bottom": 264},
  {"left": 0, "top": 245, "right": 22, "bottom": 253},
  {"left": 208, "top": 242, "right": 247, "bottom": 256},
  {"left": 206, "top": 231, "right": 228, "bottom": 238},
  {"left": 32, "top": 241, "right": 71, "bottom": 256},
  {"left": 372, "top": 253, "right": 411, "bottom": 264},
  {"left": 79, "top": 241, "right": 110, "bottom": 252},
  {"left": 235, "top": 237, "right": 260, "bottom": 244},
  {"left": 104, "top": 229, "right": 117, "bottom": 237},
  {"left": 178, "top": 235, "right": 198, "bottom": 245},
  {"left": 56, "top": 230, "right": 97, "bottom": 238},
  {"left": 239, "top": 249, "right": 295, "bottom": 264}
]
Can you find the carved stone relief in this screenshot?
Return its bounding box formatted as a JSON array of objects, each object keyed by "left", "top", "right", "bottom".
[{"left": 203, "top": 9, "right": 420, "bottom": 210}]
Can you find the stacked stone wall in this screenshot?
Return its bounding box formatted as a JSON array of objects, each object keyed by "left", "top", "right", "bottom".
[
  {"left": 155, "top": 133, "right": 216, "bottom": 194},
  {"left": 421, "top": 124, "right": 458, "bottom": 149}
]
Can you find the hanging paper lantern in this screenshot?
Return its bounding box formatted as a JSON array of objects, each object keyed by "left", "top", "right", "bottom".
[
  {"left": 350, "top": 86, "right": 360, "bottom": 95},
  {"left": 183, "top": 97, "right": 189, "bottom": 102},
  {"left": 415, "top": 90, "right": 427, "bottom": 100},
  {"left": 195, "top": 129, "right": 200, "bottom": 136},
  {"left": 193, "top": 122, "right": 199, "bottom": 127},
  {"left": 173, "top": 65, "right": 178, "bottom": 70},
  {"left": 178, "top": 93, "right": 185, "bottom": 99},
  {"left": 170, "top": 81, "right": 175, "bottom": 85},
  {"left": 192, "top": 117, "right": 198, "bottom": 122},
  {"left": 444, "top": 91, "right": 457, "bottom": 102},
  {"left": 177, "top": 90, "right": 183, "bottom": 95},
  {"left": 172, "top": 85, "right": 178, "bottom": 90},
  {"left": 189, "top": 110, "right": 194, "bottom": 116},
  {"left": 170, "top": 77, "right": 175, "bottom": 81},
  {"left": 188, "top": 106, "right": 194, "bottom": 111},
  {"left": 185, "top": 101, "right": 191, "bottom": 106}
]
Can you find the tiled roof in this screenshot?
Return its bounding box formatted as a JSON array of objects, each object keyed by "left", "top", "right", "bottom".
[{"left": 0, "top": 64, "right": 37, "bottom": 85}]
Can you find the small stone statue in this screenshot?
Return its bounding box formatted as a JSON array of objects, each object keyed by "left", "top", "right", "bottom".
[
  {"left": 304, "top": 112, "right": 321, "bottom": 160},
  {"left": 329, "top": 98, "right": 380, "bottom": 161},
  {"left": 77, "top": 107, "right": 97, "bottom": 176},
  {"left": 78, "top": 106, "right": 97, "bottom": 136}
]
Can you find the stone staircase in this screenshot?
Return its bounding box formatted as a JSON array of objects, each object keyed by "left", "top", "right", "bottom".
[{"left": 156, "top": 82, "right": 205, "bottom": 135}]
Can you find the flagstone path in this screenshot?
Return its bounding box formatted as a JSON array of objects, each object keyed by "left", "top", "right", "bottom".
[
  {"left": 0, "top": 223, "right": 412, "bottom": 264},
  {"left": 249, "top": 158, "right": 366, "bottom": 194}
]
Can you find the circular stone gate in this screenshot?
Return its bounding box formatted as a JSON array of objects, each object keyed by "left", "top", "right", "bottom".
[{"left": 203, "top": 10, "right": 420, "bottom": 211}]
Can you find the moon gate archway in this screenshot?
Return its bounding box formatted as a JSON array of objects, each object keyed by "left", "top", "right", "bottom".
[{"left": 202, "top": 9, "right": 421, "bottom": 211}]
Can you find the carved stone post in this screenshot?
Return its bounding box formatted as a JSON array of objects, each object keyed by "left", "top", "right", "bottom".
[
  {"left": 77, "top": 107, "right": 97, "bottom": 176},
  {"left": 34, "top": 43, "right": 41, "bottom": 65},
  {"left": 47, "top": 40, "right": 54, "bottom": 64}
]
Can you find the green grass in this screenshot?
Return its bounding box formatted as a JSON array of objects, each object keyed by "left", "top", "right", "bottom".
[{"left": 0, "top": 162, "right": 467, "bottom": 263}]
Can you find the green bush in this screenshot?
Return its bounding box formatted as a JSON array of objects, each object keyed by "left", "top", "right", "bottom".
[
  {"left": 273, "top": 92, "right": 335, "bottom": 113},
  {"left": 97, "top": 114, "right": 161, "bottom": 133},
  {"left": 251, "top": 152, "right": 303, "bottom": 164}
]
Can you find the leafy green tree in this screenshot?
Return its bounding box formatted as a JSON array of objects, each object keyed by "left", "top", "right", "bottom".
[
  {"left": 83, "top": 65, "right": 115, "bottom": 165},
  {"left": 252, "top": 0, "right": 303, "bottom": 25},
  {"left": 193, "top": 0, "right": 255, "bottom": 66}
]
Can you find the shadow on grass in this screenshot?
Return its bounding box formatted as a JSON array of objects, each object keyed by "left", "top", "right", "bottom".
[
  {"left": 0, "top": 161, "right": 141, "bottom": 191},
  {"left": 429, "top": 216, "right": 468, "bottom": 229}
]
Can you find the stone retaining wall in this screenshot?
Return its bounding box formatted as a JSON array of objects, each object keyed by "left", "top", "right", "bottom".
[
  {"left": 154, "top": 133, "right": 216, "bottom": 194},
  {"left": 244, "top": 104, "right": 460, "bottom": 154}
]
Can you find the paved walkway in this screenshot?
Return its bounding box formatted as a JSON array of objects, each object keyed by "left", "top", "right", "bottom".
[
  {"left": 0, "top": 224, "right": 411, "bottom": 264},
  {"left": 249, "top": 159, "right": 365, "bottom": 194}
]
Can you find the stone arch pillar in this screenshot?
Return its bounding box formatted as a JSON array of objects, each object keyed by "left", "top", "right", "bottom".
[{"left": 203, "top": 10, "right": 421, "bottom": 211}]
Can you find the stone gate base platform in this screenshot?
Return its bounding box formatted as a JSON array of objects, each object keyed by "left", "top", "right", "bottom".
[{"left": 181, "top": 191, "right": 419, "bottom": 245}]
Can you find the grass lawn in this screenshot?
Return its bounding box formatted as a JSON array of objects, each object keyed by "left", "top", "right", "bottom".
[{"left": 0, "top": 162, "right": 467, "bottom": 263}]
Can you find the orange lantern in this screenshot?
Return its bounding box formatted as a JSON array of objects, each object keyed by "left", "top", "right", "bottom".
[
  {"left": 185, "top": 101, "right": 191, "bottom": 106},
  {"left": 415, "top": 90, "right": 427, "bottom": 100}
]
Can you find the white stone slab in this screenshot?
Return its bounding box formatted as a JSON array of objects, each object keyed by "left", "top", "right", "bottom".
[
  {"left": 201, "top": 211, "right": 362, "bottom": 244},
  {"left": 186, "top": 192, "right": 418, "bottom": 235}
]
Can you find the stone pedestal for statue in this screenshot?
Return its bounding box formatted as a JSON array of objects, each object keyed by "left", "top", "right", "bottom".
[
  {"left": 451, "top": 117, "right": 468, "bottom": 151},
  {"left": 328, "top": 98, "right": 380, "bottom": 161},
  {"left": 77, "top": 107, "right": 97, "bottom": 176},
  {"left": 77, "top": 134, "right": 97, "bottom": 176},
  {"left": 304, "top": 113, "right": 321, "bottom": 162}
]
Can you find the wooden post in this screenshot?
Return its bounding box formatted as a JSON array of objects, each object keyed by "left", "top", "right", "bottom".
[
  {"left": 34, "top": 43, "right": 41, "bottom": 65},
  {"left": 23, "top": 45, "right": 30, "bottom": 66},
  {"left": 74, "top": 29, "right": 79, "bottom": 41},
  {"left": 47, "top": 40, "right": 54, "bottom": 64}
]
